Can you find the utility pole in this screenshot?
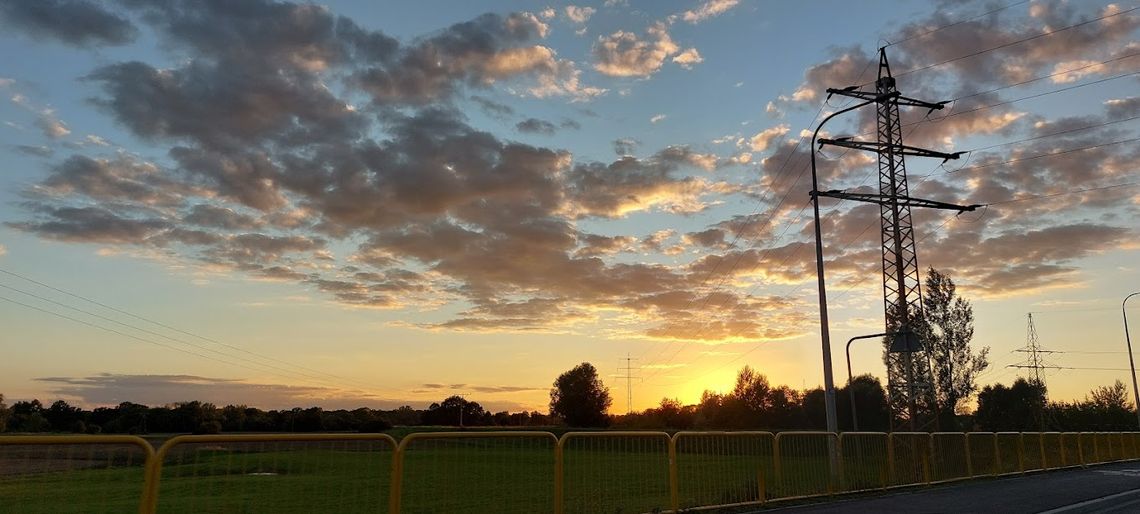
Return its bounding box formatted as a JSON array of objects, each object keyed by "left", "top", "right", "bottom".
[
  {"left": 455, "top": 393, "right": 470, "bottom": 428},
  {"left": 816, "top": 48, "right": 977, "bottom": 431},
  {"left": 617, "top": 354, "right": 640, "bottom": 414}
]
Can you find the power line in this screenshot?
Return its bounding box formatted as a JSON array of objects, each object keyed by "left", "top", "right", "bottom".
[
  {"left": 0, "top": 282, "right": 337, "bottom": 385},
  {"left": 882, "top": 0, "right": 1032, "bottom": 49},
  {"left": 921, "top": 136, "right": 1140, "bottom": 179},
  {"left": 942, "top": 52, "right": 1140, "bottom": 107},
  {"left": 962, "top": 115, "right": 1140, "bottom": 155},
  {"left": 0, "top": 266, "right": 372, "bottom": 390},
  {"left": 634, "top": 56, "right": 886, "bottom": 366},
  {"left": 981, "top": 181, "right": 1140, "bottom": 207},
  {"left": 894, "top": 5, "right": 1140, "bottom": 79},
  {"left": 641, "top": 6, "right": 1138, "bottom": 385},
  {"left": 0, "top": 294, "right": 298, "bottom": 378},
  {"left": 924, "top": 71, "right": 1140, "bottom": 127}
]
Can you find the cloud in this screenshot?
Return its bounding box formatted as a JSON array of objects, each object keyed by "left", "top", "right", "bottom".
[
  {"left": 470, "top": 95, "right": 515, "bottom": 119},
  {"left": 671, "top": 48, "right": 704, "bottom": 69},
  {"left": 35, "top": 111, "right": 70, "bottom": 139},
  {"left": 10, "top": 0, "right": 1134, "bottom": 345},
  {"left": 564, "top": 5, "right": 596, "bottom": 24},
  {"left": 613, "top": 138, "right": 640, "bottom": 156},
  {"left": 650, "top": 114, "right": 667, "bottom": 123},
  {"left": 748, "top": 124, "right": 790, "bottom": 152},
  {"left": 0, "top": 244, "right": 6, "bottom": 257},
  {"left": 11, "top": 145, "right": 53, "bottom": 158},
  {"left": 36, "top": 154, "right": 191, "bottom": 207},
  {"left": 516, "top": 118, "right": 558, "bottom": 135},
  {"left": 592, "top": 23, "right": 682, "bottom": 77},
  {"left": 575, "top": 233, "right": 637, "bottom": 257},
  {"left": 564, "top": 147, "right": 736, "bottom": 218},
  {"left": 414, "top": 383, "right": 544, "bottom": 394},
  {"left": 0, "top": 0, "right": 137, "bottom": 47},
  {"left": 681, "top": 0, "right": 740, "bottom": 23},
  {"left": 35, "top": 373, "right": 412, "bottom": 410}
]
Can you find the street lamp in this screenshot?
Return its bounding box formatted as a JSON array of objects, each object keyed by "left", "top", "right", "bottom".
[
  {"left": 1124, "top": 292, "right": 1140, "bottom": 429},
  {"left": 810, "top": 96, "right": 885, "bottom": 438},
  {"left": 845, "top": 332, "right": 890, "bottom": 432},
  {"left": 810, "top": 94, "right": 887, "bottom": 486}
]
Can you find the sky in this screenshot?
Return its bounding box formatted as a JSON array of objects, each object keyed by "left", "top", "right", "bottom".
[{"left": 0, "top": 0, "right": 1137, "bottom": 415}]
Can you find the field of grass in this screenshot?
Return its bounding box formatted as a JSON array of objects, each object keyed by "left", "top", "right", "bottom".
[{"left": 2, "top": 430, "right": 1119, "bottom": 513}]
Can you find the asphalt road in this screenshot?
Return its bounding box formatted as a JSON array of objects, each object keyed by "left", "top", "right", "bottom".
[{"left": 753, "top": 461, "right": 1140, "bottom": 513}]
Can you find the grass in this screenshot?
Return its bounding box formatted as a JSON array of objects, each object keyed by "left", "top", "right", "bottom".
[{"left": 2, "top": 431, "right": 1112, "bottom": 513}]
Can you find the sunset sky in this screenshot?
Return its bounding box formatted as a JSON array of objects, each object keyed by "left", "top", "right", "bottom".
[{"left": 0, "top": 0, "right": 1137, "bottom": 414}]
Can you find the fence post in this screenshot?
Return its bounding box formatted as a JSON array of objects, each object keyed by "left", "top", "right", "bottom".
[
  {"left": 993, "top": 433, "right": 1000, "bottom": 476},
  {"left": 1039, "top": 433, "right": 1047, "bottom": 470},
  {"left": 554, "top": 437, "right": 564, "bottom": 514},
  {"left": 965, "top": 433, "right": 973, "bottom": 478},
  {"left": 773, "top": 433, "right": 783, "bottom": 489},
  {"left": 887, "top": 433, "right": 896, "bottom": 486},
  {"left": 837, "top": 433, "right": 846, "bottom": 493},
  {"left": 1094, "top": 433, "right": 1101, "bottom": 463},
  {"left": 668, "top": 435, "right": 679, "bottom": 512},
  {"left": 922, "top": 434, "right": 931, "bottom": 484},
  {"left": 1017, "top": 433, "right": 1026, "bottom": 473},
  {"left": 388, "top": 440, "right": 406, "bottom": 514},
  {"left": 1079, "top": 433, "right": 1087, "bottom": 467}
]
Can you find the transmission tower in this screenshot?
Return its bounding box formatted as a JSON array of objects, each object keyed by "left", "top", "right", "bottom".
[
  {"left": 1007, "top": 313, "right": 1060, "bottom": 429},
  {"left": 1009, "top": 313, "right": 1061, "bottom": 384},
  {"left": 617, "top": 354, "right": 640, "bottom": 414},
  {"left": 817, "top": 48, "right": 978, "bottom": 430}
]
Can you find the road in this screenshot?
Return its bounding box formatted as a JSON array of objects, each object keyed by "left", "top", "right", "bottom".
[{"left": 754, "top": 461, "right": 1140, "bottom": 513}]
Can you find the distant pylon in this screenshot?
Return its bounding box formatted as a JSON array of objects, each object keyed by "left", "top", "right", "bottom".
[
  {"left": 1010, "top": 313, "right": 1059, "bottom": 386},
  {"left": 618, "top": 354, "right": 640, "bottom": 414}
]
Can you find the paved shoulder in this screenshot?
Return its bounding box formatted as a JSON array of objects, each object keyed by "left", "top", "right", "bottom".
[{"left": 755, "top": 461, "right": 1140, "bottom": 514}]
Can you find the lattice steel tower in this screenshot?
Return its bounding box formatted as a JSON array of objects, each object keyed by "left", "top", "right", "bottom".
[
  {"left": 818, "top": 49, "right": 977, "bottom": 429},
  {"left": 1010, "top": 313, "right": 1057, "bottom": 386}
]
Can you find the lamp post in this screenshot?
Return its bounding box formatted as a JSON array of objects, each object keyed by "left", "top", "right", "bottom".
[
  {"left": 845, "top": 332, "right": 890, "bottom": 432},
  {"left": 810, "top": 97, "right": 882, "bottom": 438},
  {"left": 810, "top": 95, "right": 885, "bottom": 485},
  {"left": 1124, "top": 292, "right": 1140, "bottom": 429}
]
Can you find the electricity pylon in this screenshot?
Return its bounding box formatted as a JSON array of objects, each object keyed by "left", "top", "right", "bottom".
[{"left": 816, "top": 48, "right": 977, "bottom": 430}]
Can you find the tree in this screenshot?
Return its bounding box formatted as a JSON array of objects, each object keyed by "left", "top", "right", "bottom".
[
  {"left": 833, "top": 374, "right": 890, "bottom": 431},
  {"left": 550, "top": 362, "right": 612, "bottom": 427},
  {"left": 1089, "top": 380, "right": 1131, "bottom": 411},
  {"left": 917, "top": 267, "right": 989, "bottom": 429},
  {"left": 974, "top": 379, "right": 1046, "bottom": 431},
  {"left": 44, "top": 400, "right": 83, "bottom": 432},
  {"left": 0, "top": 394, "right": 9, "bottom": 433},
  {"left": 731, "top": 366, "right": 771, "bottom": 412},
  {"left": 423, "top": 396, "right": 487, "bottom": 426}
]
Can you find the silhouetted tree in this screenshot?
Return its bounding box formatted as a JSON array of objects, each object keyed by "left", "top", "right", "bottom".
[
  {"left": 0, "top": 394, "right": 10, "bottom": 433},
  {"left": 916, "top": 267, "right": 988, "bottom": 430},
  {"left": 837, "top": 374, "right": 890, "bottom": 431},
  {"left": 653, "top": 398, "right": 695, "bottom": 429},
  {"left": 423, "top": 396, "right": 488, "bottom": 426},
  {"left": 44, "top": 400, "right": 83, "bottom": 432},
  {"left": 550, "top": 362, "right": 611, "bottom": 427},
  {"left": 975, "top": 379, "right": 1046, "bottom": 431},
  {"left": 1090, "top": 380, "right": 1131, "bottom": 411}
]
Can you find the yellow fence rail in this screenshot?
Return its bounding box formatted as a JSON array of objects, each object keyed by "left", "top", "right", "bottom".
[{"left": 1, "top": 431, "right": 1138, "bottom": 513}]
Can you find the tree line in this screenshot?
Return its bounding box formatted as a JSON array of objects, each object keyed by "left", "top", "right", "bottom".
[
  {"left": 0, "top": 394, "right": 553, "bottom": 435},
  {"left": 0, "top": 372, "right": 1132, "bottom": 434}
]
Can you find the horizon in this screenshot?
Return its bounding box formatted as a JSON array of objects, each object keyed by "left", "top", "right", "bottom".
[{"left": 0, "top": 0, "right": 1137, "bottom": 416}]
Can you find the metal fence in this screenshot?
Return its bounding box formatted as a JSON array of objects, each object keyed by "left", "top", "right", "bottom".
[{"left": 0, "top": 431, "right": 1136, "bottom": 513}]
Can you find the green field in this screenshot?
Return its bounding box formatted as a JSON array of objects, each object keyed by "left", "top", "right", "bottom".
[{"left": 1, "top": 431, "right": 1124, "bottom": 513}]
